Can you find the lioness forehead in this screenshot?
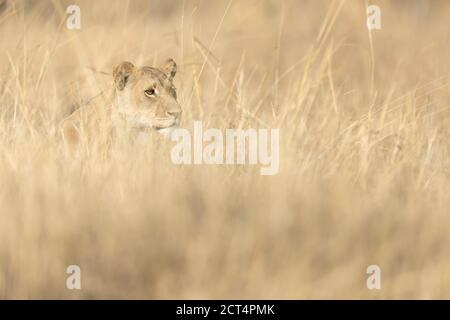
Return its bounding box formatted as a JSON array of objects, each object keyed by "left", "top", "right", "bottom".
[
  {"left": 128, "top": 66, "right": 177, "bottom": 98},
  {"left": 137, "top": 67, "right": 168, "bottom": 81},
  {"left": 129, "top": 67, "right": 175, "bottom": 90}
]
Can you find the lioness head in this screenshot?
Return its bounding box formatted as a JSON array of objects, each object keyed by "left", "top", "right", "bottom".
[{"left": 112, "top": 59, "right": 181, "bottom": 133}]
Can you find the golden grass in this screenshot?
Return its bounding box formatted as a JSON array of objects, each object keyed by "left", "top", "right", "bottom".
[{"left": 1, "top": 0, "right": 450, "bottom": 299}]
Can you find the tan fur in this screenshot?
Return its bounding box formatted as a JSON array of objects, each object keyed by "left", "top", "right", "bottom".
[{"left": 60, "top": 59, "right": 182, "bottom": 151}]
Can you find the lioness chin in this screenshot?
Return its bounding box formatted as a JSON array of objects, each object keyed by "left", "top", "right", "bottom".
[{"left": 60, "top": 59, "right": 182, "bottom": 151}]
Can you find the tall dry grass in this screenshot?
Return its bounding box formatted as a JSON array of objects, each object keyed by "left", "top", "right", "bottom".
[{"left": 1, "top": 0, "right": 450, "bottom": 299}]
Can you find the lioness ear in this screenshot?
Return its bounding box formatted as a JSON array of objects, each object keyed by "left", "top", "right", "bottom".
[
  {"left": 113, "top": 61, "right": 134, "bottom": 90},
  {"left": 160, "top": 59, "right": 177, "bottom": 80}
]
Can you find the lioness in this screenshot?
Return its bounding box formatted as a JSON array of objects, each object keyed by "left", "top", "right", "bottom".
[{"left": 60, "top": 59, "right": 182, "bottom": 150}]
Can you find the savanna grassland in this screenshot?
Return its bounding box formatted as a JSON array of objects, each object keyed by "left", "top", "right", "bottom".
[{"left": 1, "top": 0, "right": 450, "bottom": 299}]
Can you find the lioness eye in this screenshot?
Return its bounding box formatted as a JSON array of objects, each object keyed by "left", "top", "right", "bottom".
[{"left": 144, "top": 88, "right": 156, "bottom": 97}]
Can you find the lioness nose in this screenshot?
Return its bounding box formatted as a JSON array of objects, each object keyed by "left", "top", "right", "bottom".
[{"left": 167, "top": 110, "right": 182, "bottom": 117}]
